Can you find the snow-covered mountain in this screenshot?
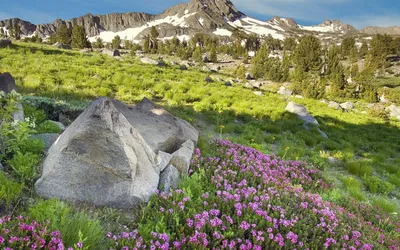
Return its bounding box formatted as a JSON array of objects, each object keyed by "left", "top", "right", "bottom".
[{"left": 0, "top": 0, "right": 360, "bottom": 42}]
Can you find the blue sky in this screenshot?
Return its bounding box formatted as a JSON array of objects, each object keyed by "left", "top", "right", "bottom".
[{"left": 1, "top": 0, "right": 400, "bottom": 29}]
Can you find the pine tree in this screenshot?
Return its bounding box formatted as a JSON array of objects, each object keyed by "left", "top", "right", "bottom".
[
  {"left": 150, "top": 26, "right": 159, "bottom": 53},
  {"left": 235, "top": 65, "right": 246, "bottom": 81},
  {"left": 71, "top": 26, "right": 90, "bottom": 49},
  {"left": 111, "top": 35, "right": 121, "bottom": 49},
  {"left": 93, "top": 37, "right": 104, "bottom": 48},
  {"left": 283, "top": 37, "right": 297, "bottom": 51},
  {"left": 57, "top": 24, "right": 71, "bottom": 44},
  {"left": 143, "top": 35, "right": 150, "bottom": 53},
  {"left": 359, "top": 41, "right": 369, "bottom": 58},
  {"left": 250, "top": 43, "right": 269, "bottom": 79},
  {"left": 209, "top": 46, "right": 217, "bottom": 63},
  {"left": 49, "top": 34, "right": 58, "bottom": 44},
  {"left": 340, "top": 37, "right": 356, "bottom": 59},
  {"left": 192, "top": 46, "right": 202, "bottom": 62},
  {"left": 293, "top": 35, "right": 322, "bottom": 73},
  {"left": 327, "top": 45, "right": 346, "bottom": 96}
]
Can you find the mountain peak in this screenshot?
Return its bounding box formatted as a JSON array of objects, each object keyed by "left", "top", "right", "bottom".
[{"left": 188, "top": 0, "right": 242, "bottom": 21}]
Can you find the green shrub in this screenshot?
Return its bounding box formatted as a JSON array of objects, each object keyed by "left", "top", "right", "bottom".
[
  {"left": 348, "top": 186, "right": 367, "bottom": 201},
  {"left": 19, "top": 137, "right": 45, "bottom": 154},
  {"left": 28, "top": 199, "right": 106, "bottom": 249},
  {"left": 7, "top": 151, "right": 41, "bottom": 182},
  {"left": 0, "top": 172, "right": 23, "bottom": 208},
  {"left": 372, "top": 198, "right": 398, "bottom": 214},
  {"left": 389, "top": 174, "right": 400, "bottom": 188},
  {"left": 36, "top": 120, "right": 62, "bottom": 134},
  {"left": 346, "top": 160, "right": 374, "bottom": 177},
  {"left": 23, "top": 104, "right": 47, "bottom": 124},
  {"left": 363, "top": 176, "right": 395, "bottom": 194},
  {"left": 340, "top": 176, "right": 362, "bottom": 190}
]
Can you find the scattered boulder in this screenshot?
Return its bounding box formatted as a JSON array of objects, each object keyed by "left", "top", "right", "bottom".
[
  {"left": 245, "top": 72, "right": 252, "bottom": 80},
  {"left": 0, "top": 72, "right": 24, "bottom": 122},
  {"left": 140, "top": 57, "right": 165, "bottom": 66},
  {"left": 286, "top": 102, "right": 319, "bottom": 126},
  {"left": 340, "top": 102, "right": 354, "bottom": 110},
  {"left": 328, "top": 101, "right": 341, "bottom": 110},
  {"left": 224, "top": 81, "right": 232, "bottom": 87},
  {"left": 158, "top": 165, "right": 180, "bottom": 193},
  {"left": 277, "top": 86, "right": 292, "bottom": 96},
  {"left": 202, "top": 54, "right": 209, "bottom": 63},
  {"left": 0, "top": 38, "right": 12, "bottom": 48},
  {"left": 245, "top": 81, "right": 262, "bottom": 89},
  {"left": 102, "top": 49, "right": 120, "bottom": 57},
  {"left": 295, "top": 95, "right": 304, "bottom": 99},
  {"left": 80, "top": 48, "right": 92, "bottom": 53},
  {"left": 386, "top": 105, "right": 400, "bottom": 120},
  {"left": 32, "top": 133, "right": 60, "bottom": 151},
  {"left": 35, "top": 97, "right": 198, "bottom": 208},
  {"left": 55, "top": 43, "right": 72, "bottom": 50},
  {"left": 0, "top": 72, "right": 17, "bottom": 93},
  {"left": 254, "top": 91, "right": 263, "bottom": 96},
  {"left": 179, "top": 64, "right": 188, "bottom": 70},
  {"left": 202, "top": 65, "right": 215, "bottom": 72},
  {"left": 204, "top": 77, "right": 213, "bottom": 83}
]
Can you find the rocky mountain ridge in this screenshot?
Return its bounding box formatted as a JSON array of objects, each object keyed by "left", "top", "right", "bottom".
[{"left": 0, "top": 0, "right": 395, "bottom": 41}]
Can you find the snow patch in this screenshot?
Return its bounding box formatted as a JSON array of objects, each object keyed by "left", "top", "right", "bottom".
[
  {"left": 213, "top": 28, "right": 232, "bottom": 37},
  {"left": 227, "top": 16, "right": 285, "bottom": 40},
  {"left": 89, "top": 12, "right": 197, "bottom": 43},
  {"left": 199, "top": 17, "right": 204, "bottom": 27}
]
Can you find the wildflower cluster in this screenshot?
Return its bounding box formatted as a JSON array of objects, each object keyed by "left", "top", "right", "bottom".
[
  {"left": 0, "top": 215, "right": 66, "bottom": 250},
  {"left": 109, "top": 139, "right": 399, "bottom": 249}
]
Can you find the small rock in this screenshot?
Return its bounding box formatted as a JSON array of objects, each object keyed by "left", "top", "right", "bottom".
[
  {"left": 204, "top": 77, "right": 213, "bottom": 83},
  {"left": 140, "top": 57, "right": 165, "bottom": 66},
  {"left": 102, "top": 49, "right": 120, "bottom": 57},
  {"left": 158, "top": 165, "right": 180, "bottom": 193},
  {"left": 245, "top": 72, "right": 252, "bottom": 80},
  {"left": 179, "top": 64, "right": 188, "bottom": 70},
  {"left": 202, "top": 54, "right": 209, "bottom": 63},
  {"left": 386, "top": 104, "right": 400, "bottom": 120},
  {"left": 295, "top": 95, "right": 304, "bottom": 99},
  {"left": 328, "top": 101, "right": 341, "bottom": 110},
  {"left": 340, "top": 102, "right": 354, "bottom": 110},
  {"left": 170, "top": 140, "right": 195, "bottom": 174},
  {"left": 277, "top": 86, "right": 293, "bottom": 96},
  {"left": 80, "top": 48, "right": 92, "bottom": 53},
  {"left": 254, "top": 91, "right": 263, "bottom": 96},
  {"left": 224, "top": 81, "right": 232, "bottom": 87},
  {"left": 0, "top": 162, "right": 4, "bottom": 171}
]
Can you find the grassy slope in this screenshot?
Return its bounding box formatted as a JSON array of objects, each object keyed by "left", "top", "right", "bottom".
[{"left": 1, "top": 42, "right": 400, "bottom": 212}]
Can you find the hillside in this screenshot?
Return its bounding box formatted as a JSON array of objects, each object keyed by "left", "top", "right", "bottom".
[
  {"left": 0, "top": 42, "right": 399, "bottom": 248},
  {"left": 0, "top": 0, "right": 360, "bottom": 42}
]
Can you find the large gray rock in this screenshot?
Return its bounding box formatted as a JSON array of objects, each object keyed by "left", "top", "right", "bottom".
[
  {"left": 0, "top": 72, "right": 17, "bottom": 93},
  {"left": 35, "top": 97, "right": 198, "bottom": 208},
  {"left": 386, "top": 105, "right": 400, "bottom": 120},
  {"left": 328, "top": 101, "right": 341, "bottom": 110},
  {"left": 140, "top": 57, "right": 165, "bottom": 66},
  {"left": 286, "top": 102, "right": 319, "bottom": 126},
  {"left": 55, "top": 43, "right": 72, "bottom": 50},
  {"left": 0, "top": 38, "right": 12, "bottom": 48},
  {"left": 158, "top": 165, "right": 180, "bottom": 193},
  {"left": 169, "top": 140, "right": 195, "bottom": 174}
]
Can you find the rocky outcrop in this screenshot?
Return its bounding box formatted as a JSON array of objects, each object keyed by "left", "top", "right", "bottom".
[
  {"left": 318, "top": 20, "right": 356, "bottom": 33},
  {"left": 360, "top": 26, "right": 400, "bottom": 36},
  {"left": 268, "top": 16, "right": 298, "bottom": 30},
  {"left": 0, "top": 18, "right": 36, "bottom": 36},
  {"left": 35, "top": 97, "right": 198, "bottom": 208},
  {"left": 277, "top": 86, "right": 292, "bottom": 96}
]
